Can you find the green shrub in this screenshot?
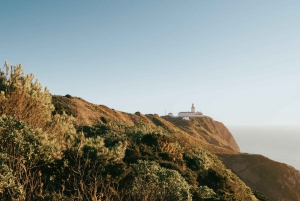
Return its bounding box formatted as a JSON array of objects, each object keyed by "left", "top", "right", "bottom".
[
  {"left": 52, "top": 95, "right": 77, "bottom": 117},
  {"left": 0, "top": 116, "right": 52, "bottom": 200},
  {"left": 0, "top": 154, "right": 25, "bottom": 200},
  {"left": 129, "top": 160, "right": 192, "bottom": 201}
]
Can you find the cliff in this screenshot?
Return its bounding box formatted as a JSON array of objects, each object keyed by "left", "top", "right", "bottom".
[
  {"left": 214, "top": 121, "right": 240, "bottom": 152},
  {"left": 162, "top": 116, "right": 240, "bottom": 153}
]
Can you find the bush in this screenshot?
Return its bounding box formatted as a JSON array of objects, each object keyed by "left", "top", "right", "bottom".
[
  {"left": 65, "top": 94, "right": 72, "bottom": 98},
  {"left": 0, "top": 116, "right": 55, "bottom": 200},
  {"left": 129, "top": 160, "right": 192, "bottom": 201},
  {"left": 100, "top": 116, "right": 110, "bottom": 124},
  {"left": 0, "top": 62, "right": 54, "bottom": 128}
]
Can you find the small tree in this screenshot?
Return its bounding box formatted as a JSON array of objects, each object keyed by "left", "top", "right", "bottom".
[{"left": 0, "top": 61, "right": 54, "bottom": 128}]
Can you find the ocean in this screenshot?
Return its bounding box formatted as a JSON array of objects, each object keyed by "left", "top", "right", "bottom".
[{"left": 228, "top": 126, "right": 300, "bottom": 171}]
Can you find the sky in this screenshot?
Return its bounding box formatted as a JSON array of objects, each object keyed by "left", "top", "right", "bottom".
[{"left": 1, "top": 1, "right": 300, "bottom": 126}]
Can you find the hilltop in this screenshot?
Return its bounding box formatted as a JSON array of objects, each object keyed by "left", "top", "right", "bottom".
[{"left": 53, "top": 95, "right": 240, "bottom": 155}]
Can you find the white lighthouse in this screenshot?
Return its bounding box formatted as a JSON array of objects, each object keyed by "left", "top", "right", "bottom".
[
  {"left": 191, "top": 103, "right": 195, "bottom": 113},
  {"left": 178, "top": 103, "right": 203, "bottom": 119}
]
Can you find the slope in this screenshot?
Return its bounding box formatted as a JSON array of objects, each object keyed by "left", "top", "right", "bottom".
[
  {"left": 53, "top": 95, "right": 237, "bottom": 154},
  {"left": 219, "top": 153, "right": 300, "bottom": 201},
  {"left": 162, "top": 116, "right": 240, "bottom": 153}
]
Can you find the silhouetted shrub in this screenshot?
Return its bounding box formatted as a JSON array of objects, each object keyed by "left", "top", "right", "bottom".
[{"left": 65, "top": 94, "right": 72, "bottom": 98}]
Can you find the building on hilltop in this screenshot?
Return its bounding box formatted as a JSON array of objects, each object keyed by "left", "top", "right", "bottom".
[
  {"left": 164, "top": 104, "right": 204, "bottom": 120},
  {"left": 167, "top": 112, "right": 173, "bottom": 117},
  {"left": 178, "top": 103, "right": 203, "bottom": 120}
]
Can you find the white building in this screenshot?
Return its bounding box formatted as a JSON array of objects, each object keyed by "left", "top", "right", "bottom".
[{"left": 178, "top": 103, "right": 203, "bottom": 118}]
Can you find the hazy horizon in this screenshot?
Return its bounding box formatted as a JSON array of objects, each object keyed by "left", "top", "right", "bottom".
[
  {"left": 229, "top": 125, "right": 300, "bottom": 170},
  {"left": 1, "top": 1, "right": 300, "bottom": 127}
]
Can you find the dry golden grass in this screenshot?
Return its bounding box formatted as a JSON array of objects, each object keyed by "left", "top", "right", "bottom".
[{"left": 53, "top": 96, "right": 153, "bottom": 126}]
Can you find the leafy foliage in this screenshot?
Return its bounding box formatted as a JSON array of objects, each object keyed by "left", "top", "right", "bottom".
[
  {"left": 129, "top": 160, "right": 192, "bottom": 201},
  {"left": 0, "top": 62, "right": 54, "bottom": 128}
]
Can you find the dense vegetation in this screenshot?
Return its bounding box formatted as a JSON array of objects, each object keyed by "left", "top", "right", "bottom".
[{"left": 0, "top": 63, "right": 262, "bottom": 200}]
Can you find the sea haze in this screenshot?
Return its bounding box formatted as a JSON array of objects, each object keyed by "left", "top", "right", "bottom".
[{"left": 228, "top": 126, "right": 300, "bottom": 171}]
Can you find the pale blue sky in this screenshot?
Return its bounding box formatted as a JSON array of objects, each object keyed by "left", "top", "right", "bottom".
[{"left": 1, "top": 1, "right": 300, "bottom": 126}]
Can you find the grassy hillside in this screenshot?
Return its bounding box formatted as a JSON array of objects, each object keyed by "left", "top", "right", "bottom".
[
  {"left": 51, "top": 95, "right": 258, "bottom": 200},
  {"left": 162, "top": 116, "right": 240, "bottom": 153}
]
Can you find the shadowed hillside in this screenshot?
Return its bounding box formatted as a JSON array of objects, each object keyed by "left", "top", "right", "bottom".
[{"left": 219, "top": 153, "right": 300, "bottom": 201}]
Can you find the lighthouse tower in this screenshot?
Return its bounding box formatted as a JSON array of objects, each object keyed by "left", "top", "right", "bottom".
[
  {"left": 191, "top": 103, "right": 195, "bottom": 113},
  {"left": 178, "top": 103, "right": 203, "bottom": 118}
]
